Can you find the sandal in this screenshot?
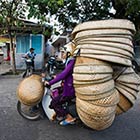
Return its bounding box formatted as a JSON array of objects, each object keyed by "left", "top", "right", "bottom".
[{"left": 59, "top": 119, "right": 76, "bottom": 126}]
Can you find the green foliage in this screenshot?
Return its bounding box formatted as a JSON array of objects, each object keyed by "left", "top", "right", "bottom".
[
  {"left": 43, "top": 29, "right": 51, "bottom": 37},
  {"left": 0, "top": 0, "right": 27, "bottom": 32},
  {"left": 125, "top": 0, "right": 140, "bottom": 16},
  {"left": 26, "top": 0, "right": 64, "bottom": 22},
  {"left": 111, "top": 0, "right": 140, "bottom": 43},
  {"left": 24, "top": 0, "right": 140, "bottom": 43},
  {"left": 26, "top": 0, "right": 112, "bottom": 29}
]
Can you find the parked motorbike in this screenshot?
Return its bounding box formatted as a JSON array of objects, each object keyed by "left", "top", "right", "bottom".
[
  {"left": 45, "top": 56, "right": 65, "bottom": 76},
  {"left": 17, "top": 77, "right": 77, "bottom": 121}
]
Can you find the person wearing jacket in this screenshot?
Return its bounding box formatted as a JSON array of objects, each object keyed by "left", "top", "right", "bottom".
[
  {"left": 24, "top": 48, "right": 36, "bottom": 71},
  {"left": 44, "top": 42, "right": 76, "bottom": 126}
]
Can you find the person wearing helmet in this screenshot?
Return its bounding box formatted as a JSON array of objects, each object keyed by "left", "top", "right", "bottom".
[
  {"left": 44, "top": 41, "right": 77, "bottom": 126},
  {"left": 24, "top": 48, "right": 36, "bottom": 71}
]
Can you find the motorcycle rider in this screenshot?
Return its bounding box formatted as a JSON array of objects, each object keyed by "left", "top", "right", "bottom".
[
  {"left": 24, "top": 48, "right": 36, "bottom": 71},
  {"left": 44, "top": 42, "right": 77, "bottom": 126},
  {"left": 41, "top": 47, "right": 67, "bottom": 77}
]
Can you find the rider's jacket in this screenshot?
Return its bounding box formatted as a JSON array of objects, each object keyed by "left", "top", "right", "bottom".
[
  {"left": 25, "top": 51, "right": 36, "bottom": 60},
  {"left": 49, "top": 58, "right": 75, "bottom": 98}
]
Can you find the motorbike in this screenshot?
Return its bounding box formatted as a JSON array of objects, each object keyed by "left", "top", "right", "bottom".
[
  {"left": 22, "top": 58, "right": 34, "bottom": 78},
  {"left": 45, "top": 56, "right": 65, "bottom": 76},
  {"left": 17, "top": 77, "right": 78, "bottom": 121}
]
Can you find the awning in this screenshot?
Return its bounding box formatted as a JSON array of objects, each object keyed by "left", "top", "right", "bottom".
[{"left": 0, "top": 36, "right": 10, "bottom": 43}]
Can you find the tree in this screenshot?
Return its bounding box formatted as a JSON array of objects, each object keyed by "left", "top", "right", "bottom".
[
  {"left": 0, "top": 0, "right": 27, "bottom": 74},
  {"left": 26, "top": 0, "right": 140, "bottom": 44},
  {"left": 111, "top": 0, "right": 140, "bottom": 44},
  {"left": 26, "top": 0, "right": 112, "bottom": 29}
]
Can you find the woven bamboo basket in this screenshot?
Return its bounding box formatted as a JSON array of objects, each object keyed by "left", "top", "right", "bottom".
[
  {"left": 87, "top": 89, "right": 119, "bottom": 107},
  {"left": 17, "top": 74, "right": 44, "bottom": 106},
  {"left": 73, "top": 75, "right": 112, "bottom": 86},
  {"left": 75, "top": 79, "right": 114, "bottom": 95},
  {"left": 74, "top": 64, "right": 113, "bottom": 74},
  {"left": 72, "top": 19, "right": 136, "bottom": 38},
  {"left": 77, "top": 106, "right": 115, "bottom": 130},
  {"left": 75, "top": 35, "right": 132, "bottom": 44},
  {"left": 116, "top": 83, "right": 140, "bottom": 115},
  {"left": 76, "top": 97, "right": 116, "bottom": 116},
  {"left": 30, "top": 74, "right": 42, "bottom": 80},
  {"left": 116, "top": 73, "right": 140, "bottom": 84},
  {"left": 71, "top": 19, "right": 139, "bottom": 130},
  {"left": 76, "top": 44, "right": 133, "bottom": 58},
  {"left": 113, "top": 67, "right": 140, "bottom": 115},
  {"left": 116, "top": 83, "right": 138, "bottom": 99},
  {"left": 76, "top": 54, "right": 132, "bottom": 66},
  {"left": 76, "top": 97, "right": 117, "bottom": 130},
  {"left": 76, "top": 41, "right": 134, "bottom": 54},
  {"left": 112, "top": 66, "right": 135, "bottom": 79},
  {"left": 115, "top": 84, "right": 138, "bottom": 115},
  {"left": 116, "top": 85, "right": 136, "bottom": 104},
  {"left": 75, "top": 36, "right": 133, "bottom": 47},
  {"left": 75, "top": 29, "right": 133, "bottom": 39},
  {"left": 74, "top": 48, "right": 132, "bottom": 59},
  {"left": 73, "top": 73, "right": 112, "bottom": 82},
  {"left": 77, "top": 108, "right": 115, "bottom": 124},
  {"left": 75, "top": 88, "right": 115, "bottom": 101},
  {"left": 74, "top": 57, "right": 113, "bottom": 83},
  {"left": 73, "top": 56, "right": 117, "bottom": 129},
  {"left": 117, "top": 82, "right": 140, "bottom": 92},
  {"left": 116, "top": 91, "right": 133, "bottom": 115},
  {"left": 75, "top": 56, "right": 110, "bottom": 65}
]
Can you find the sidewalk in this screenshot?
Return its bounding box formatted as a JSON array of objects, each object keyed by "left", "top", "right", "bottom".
[{"left": 0, "top": 62, "right": 12, "bottom": 75}]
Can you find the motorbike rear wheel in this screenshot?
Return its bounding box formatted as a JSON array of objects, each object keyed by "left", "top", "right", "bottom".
[
  {"left": 17, "top": 101, "right": 41, "bottom": 121},
  {"left": 27, "top": 67, "right": 33, "bottom": 76},
  {"left": 22, "top": 66, "right": 33, "bottom": 78}
]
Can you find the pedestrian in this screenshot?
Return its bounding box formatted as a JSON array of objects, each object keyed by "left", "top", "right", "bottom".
[{"left": 45, "top": 40, "right": 55, "bottom": 62}]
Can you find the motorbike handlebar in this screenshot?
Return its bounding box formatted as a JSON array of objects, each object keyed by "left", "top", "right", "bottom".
[
  {"left": 42, "top": 76, "right": 54, "bottom": 89},
  {"left": 45, "top": 83, "right": 51, "bottom": 89}
]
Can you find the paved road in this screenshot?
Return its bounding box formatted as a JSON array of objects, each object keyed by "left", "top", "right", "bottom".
[
  {"left": 0, "top": 63, "right": 11, "bottom": 75},
  {"left": 0, "top": 74, "right": 140, "bottom": 140}
]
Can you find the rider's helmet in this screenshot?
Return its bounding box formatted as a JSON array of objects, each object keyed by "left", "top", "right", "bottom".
[
  {"left": 64, "top": 41, "right": 76, "bottom": 56},
  {"left": 30, "top": 48, "right": 35, "bottom": 51}
]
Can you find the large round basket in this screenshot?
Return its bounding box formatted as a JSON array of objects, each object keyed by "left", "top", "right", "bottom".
[{"left": 17, "top": 74, "right": 44, "bottom": 106}]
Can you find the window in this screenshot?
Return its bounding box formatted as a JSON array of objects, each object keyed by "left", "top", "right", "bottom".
[
  {"left": 16, "top": 35, "right": 30, "bottom": 53},
  {"left": 31, "top": 35, "right": 42, "bottom": 54}
]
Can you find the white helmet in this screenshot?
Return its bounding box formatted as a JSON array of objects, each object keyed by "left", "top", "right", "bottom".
[{"left": 64, "top": 41, "right": 76, "bottom": 55}]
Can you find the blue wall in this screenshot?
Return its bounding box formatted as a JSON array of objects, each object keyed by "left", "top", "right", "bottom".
[
  {"left": 16, "top": 34, "right": 44, "bottom": 70},
  {"left": 31, "top": 35, "right": 42, "bottom": 54}
]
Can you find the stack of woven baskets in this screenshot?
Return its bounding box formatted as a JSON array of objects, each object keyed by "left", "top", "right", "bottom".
[
  {"left": 72, "top": 19, "right": 140, "bottom": 130},
  {"left": 113, "top": 66, "right": 140, "bottom": 114},
  {"left": 17, "top": 74, "right": 44, "bottom": 106}
]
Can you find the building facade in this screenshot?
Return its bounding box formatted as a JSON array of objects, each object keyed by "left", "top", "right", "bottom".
[{"left": 15, "top": 34, "right": 44, "bottom": 70}]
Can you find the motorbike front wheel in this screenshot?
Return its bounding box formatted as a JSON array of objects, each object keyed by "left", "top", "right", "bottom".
[
  {"left": 17, "top": 101, "right": 41, "bottom": 121},
  {"left": 48, "top": 65, "right": 55, "bottom": 76}
]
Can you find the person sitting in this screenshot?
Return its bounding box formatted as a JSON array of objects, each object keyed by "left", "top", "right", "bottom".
[{"left": 44, "top": 42, "right": 76, "bottom": 126}]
